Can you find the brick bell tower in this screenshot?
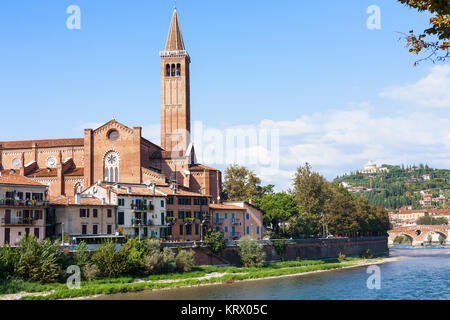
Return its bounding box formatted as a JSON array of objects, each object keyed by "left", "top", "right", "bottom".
[{"left": 160, "top": 8, "right": 191, "bottom": 154}]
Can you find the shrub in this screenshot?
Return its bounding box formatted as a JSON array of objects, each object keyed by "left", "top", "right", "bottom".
[
  {"left": 160, "top": 248, "right": 176, "bottom": 274},
  {"left": 92, "top": 240, "right": 128, "bottom": 278},
  {"left": 204, "top": 231, "right": 226, "bottom": 255},
  {"left": 74, "top": 241, "right": 90, "bottom": 268},
  {"left": 144, "top": 238, "right": 161, "bottom": 256},
  {"left": 82, "top": 264, "right": 99, "bottom": 281},
  {"left": 176, "top": 250, "right": 195, "bottom": 273},
  {"left": 0, "top": 244, "right": 17, "bottom": 280},
  {"left": 15, "top": 236, "right": 63, "bottom": 283},
  {"left": 359, "top": 249, "right": 373, "bottom": 259},
  {"left": 238, "top": 237, "right": 266, "bottom": 268},
  {"left": 272, "top": 239, "right": 288, "bottom": 261}
]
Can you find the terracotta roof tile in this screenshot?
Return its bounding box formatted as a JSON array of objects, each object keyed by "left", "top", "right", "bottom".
[
  {"left": 50, "top": 195, "right": 115, "bottom": 206},
  {"left": 0, "top": 138, "right": 84, "bottom": 149},
  {"left": 0, "top": 173, "right": 45, "bottom": 187},
  {"left": 209, "top": 204, "right": 245, "bottom": 210}
]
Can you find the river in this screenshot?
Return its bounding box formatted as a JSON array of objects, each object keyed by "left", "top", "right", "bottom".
[{"left": 93, "top": 247, "right": 449, "bottom": 300}]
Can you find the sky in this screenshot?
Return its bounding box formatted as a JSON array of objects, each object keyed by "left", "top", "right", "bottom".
[{"left": 0, "top": 0, "right": 449, "bottom": 191}]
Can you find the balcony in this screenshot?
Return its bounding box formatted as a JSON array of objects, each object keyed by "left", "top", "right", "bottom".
[
  {"left": 131, "top": 204, "right": 154, "bottom": 211},
  {"left": 166, "top": 217, "right": 176, "bottom": 225},
  {"left": 183, "top": 218, "right": 195, "bottom": 225},
  {"left": 214, "top": 218, "right": 225, "bottom": 225},
  {"left": 131, "top": 219, "right": 154, "bottom": 227},
  {"left": 1, "top": 217, "right": 36, "bottom": 226},
  {"left": 231, "top": 218, "right": 241, "bottom": 225},
  {"left": 0, "top": 199, "right": 48, "bottom": 208}
]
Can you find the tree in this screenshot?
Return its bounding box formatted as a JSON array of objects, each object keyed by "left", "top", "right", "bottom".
[
  {"left": 397, "top": 0, "right": 450, "bottom": 65},
  {"left": 272, "top": 239, "right": 288, "bottom": 261},
  {"left": 438, "top": 234, "right": 446, "bottom": 245},
  {"left": 427, "top": 234, "right": 433, "bottom": 244},
  {"left": 253, "top": 193, "right": 299, "bottom": 236},
  {"left": 222, "top": 165, "right": 273, "bottom": 201},
  {"left": 238, "top": 237, "right": 266, "bottom": 267},
  {"left": 204, "top": 230, "right": 227, "bottom": 255},
  {"left": 291, "top": 163, "right": 333, "bottom": 235}
]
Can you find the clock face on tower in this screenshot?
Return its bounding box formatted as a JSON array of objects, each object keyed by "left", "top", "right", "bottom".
[{"left": 47, "top": 157, "right": 56, "bottom": 167}]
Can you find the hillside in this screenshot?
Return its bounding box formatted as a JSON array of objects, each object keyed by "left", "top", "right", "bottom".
[{"left": 333, "top": 164, "right": 450, "bottom": 210}]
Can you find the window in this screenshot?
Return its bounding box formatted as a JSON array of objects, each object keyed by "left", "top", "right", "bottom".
[
  {"left": 143, "top": 228, "right": 148, "bottom": 237},
  {"left": 161, "top": 200, "right": 165, "bottom": 208},
  {"left": 224, "top": 226, "right": 229, "bottom": 233},
  {"left": 118, "top": 199, "right": 125, "bottom": 207},
  {"left": 118, "top": 212, "right": 124, "bottom": 225},
  {"left": 93, "top": 225, "right": 98, "bottom": 235},
  {"left": 171, "top": 64, "right": 175, "bottom": 77},
  {"left": 107, "top": 209, "right": 112, "bottom": 218},
  {"left": 178, "top": 211, "right": 185, "bottom": 220},
  {"left": 107, "top": 225, "right": 112, "bottom": 235},
  {"left": 166, "top": 64, "right": 170, "bottom": 76},
  {"left": 80, "top": 209, "right": 90, "bottom": 218},
  {"left": 195, "top": 224, "right": 199, "bottom": 235},
  {"left": 231, "top": 213, "right": 235, "bottom": 223},
  {"left": 176, "top": 63, "right": 181, "bottom": 76},
  {"left": 215, "top": 212, "right": 220, "bottom": 223},
  {"left": 224, "top": 213, "right": 228, "bottom": 220},
  {"left": 201, "top": 198, "right": 208, "bottom": 205},
  {"left": 108, "top": 130, "right": 119, "bottom": 141},
  {"left": 167, "top": 211, "right": 174, "bottom": 217},
  {"left": 246, "top": 213, "right": 250, "bottom": 220},
  {"left": 104, "top": 151, "right": 119, "bottom": 183},
  {"left": 178, "top": 198, "right": 191, "bottom": 205},
  {"left": 93, "top": 209, "right": 98, "bottom": 218},
  {"left": 82, "top": 225, "right": 87, "bottom": 235},
  {"left": 167, "top": 197, "right": 174, "bottom": 205},
  {"left": 232, "top": 226, "right": 236, "bottom": 237},
  {"left": 257, "top": 226, "right": 260, "bottom": 235},
  {"left": 185, "top": 211, "right": 192, "bottom": 218},
  {"left": 179, "top": 224, "right": 184, "bottom": 235},
  {"left": 167, "top": 226, "right": 172, "bottom": 236},
  {"left": 186, "top": 224, "right": 192, "bottom": 235},
  {"left": 246, "top": 226, "right": 250, "bottom": 235},
  {"left": 34, "top": 228, "right": 40, "bottom": 239}
]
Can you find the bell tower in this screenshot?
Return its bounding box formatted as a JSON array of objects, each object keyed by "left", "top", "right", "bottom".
[{"left": 160, "top": 8, "right": 191, "bottom": 153}]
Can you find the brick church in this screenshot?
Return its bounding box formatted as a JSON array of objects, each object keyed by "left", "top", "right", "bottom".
[{"left": 0, "top": 8, "right": 222, "bottom": 203}]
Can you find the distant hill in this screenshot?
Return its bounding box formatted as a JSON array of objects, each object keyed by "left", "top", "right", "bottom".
[{"left": 333, "top": 164, "right": 450, "bottom": 210}]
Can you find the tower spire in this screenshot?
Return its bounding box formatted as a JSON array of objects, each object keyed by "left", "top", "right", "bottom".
[{"left": 165, "top": 7, "right": 185, "bottom": 51}]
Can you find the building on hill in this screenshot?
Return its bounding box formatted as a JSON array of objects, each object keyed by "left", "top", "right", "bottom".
[
  {"left": 0, "top": 172, "right": 48, "bottom": 246},
  {"left": 358, "top": 161, "right": 389, "bottom": 174},
  {"left": 0, "top": 9, "right": 231, "bottom": 242}
]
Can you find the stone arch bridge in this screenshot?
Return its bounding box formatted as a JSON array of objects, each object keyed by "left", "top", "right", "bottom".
[{"left": 388, "top": 225, "right": 450, "bottom": 246}]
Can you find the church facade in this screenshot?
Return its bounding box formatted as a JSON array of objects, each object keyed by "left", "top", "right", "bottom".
[
  {"left": 0, "top": 9, "right": 265, "bottom": 243},
  {"left": 0, "top": 9, "right": 224, "bottom": 241},
  {"left": 0, "top": 9, "right": 221, "bottom": 202}
]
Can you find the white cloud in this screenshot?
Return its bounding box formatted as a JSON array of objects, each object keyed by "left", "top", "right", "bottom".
[{"left": 380, "top": 65, "right": 450, "bottom": 108}]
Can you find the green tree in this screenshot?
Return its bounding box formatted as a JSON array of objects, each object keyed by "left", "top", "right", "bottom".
[
  {"left": 204, "top": 230, "right": 227, "bottom": 255},
  {"left": 438, "top": 234, "right": 445, "bottom": 245},
  {"left": 222, "top": 164, "right": 273, "bottom": 201},
  {"left": 253, "top": 193, "right": 299, "bottom": 236},
  {"left": 291, "top": 163, "right": 332, "bottom": 235},
  {"left": 271, "top": 239, "right": 288, "bottom": 261},
  {"left": 238, "top": 237, "right": 266, "bottom": 267},
  {"left": 397, "top": 0, "right": 450, "bottom": 65}
]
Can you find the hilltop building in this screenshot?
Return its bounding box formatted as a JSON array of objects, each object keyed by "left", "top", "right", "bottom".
[{"left": 358, "top": 161, "right": 389, "bottom": 174}]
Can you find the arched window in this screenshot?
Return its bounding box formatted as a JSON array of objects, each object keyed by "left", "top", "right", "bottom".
[
  {"left": 104, "top": 152, "right": 119, "bottom": 183},
  {"left": 171, "top": 64, "right": 176, "bottom": 77},
  {"left": 176, "top": 64, "right": 181, "bottom": 76},
  {"left": 166, "top": 64, "right": 170, "bottom": 76}
]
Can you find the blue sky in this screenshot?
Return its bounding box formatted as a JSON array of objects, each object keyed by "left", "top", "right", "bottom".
[{"left": 1, "top": 1, "right": 449, "bottom": 190}]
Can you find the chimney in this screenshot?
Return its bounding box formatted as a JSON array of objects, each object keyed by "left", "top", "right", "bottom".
[{"left": 75, "top": 193, "right": 81, "bottom": 205}]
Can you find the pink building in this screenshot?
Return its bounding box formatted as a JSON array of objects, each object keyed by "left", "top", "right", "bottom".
[{"left": 210, "top": 201, "right": 264, "bottom": 241}]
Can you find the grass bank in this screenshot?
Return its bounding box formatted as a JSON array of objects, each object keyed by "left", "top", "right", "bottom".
[{"left": 0, "top": 257, "right": 386, "bottom": 300}]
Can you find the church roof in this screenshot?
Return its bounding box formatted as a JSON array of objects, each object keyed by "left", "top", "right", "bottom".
[
  {"left": 165, "top": 8, "right": 185, "bottom": 51},
  {"left": 0, "top": 138, "right": 84, "bottom": 150}
]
